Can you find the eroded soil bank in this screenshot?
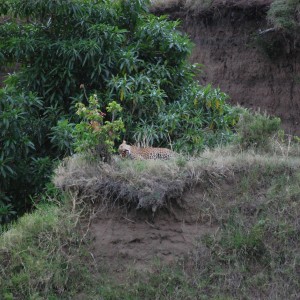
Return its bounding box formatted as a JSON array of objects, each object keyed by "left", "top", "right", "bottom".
[
  {"left": 89, "top": 208, "right": 215, "bottom": 276},
  {"left": 152, "top": 0, "right": 300, "bottom": 134}
]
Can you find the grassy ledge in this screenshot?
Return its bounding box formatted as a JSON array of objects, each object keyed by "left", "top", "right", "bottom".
[{"left": 2, "top": 143, "right": 300, "bottom": 299}]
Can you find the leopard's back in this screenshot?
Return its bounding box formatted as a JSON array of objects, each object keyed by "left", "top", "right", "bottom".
[
  {"left": 129, "top": 146, "right": 175, "bottom": 160},
  {"left": 119, "top": 140, "right": 176, "bottom": 160}
]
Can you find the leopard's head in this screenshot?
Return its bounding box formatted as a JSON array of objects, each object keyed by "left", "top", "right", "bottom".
[{"left": 118, "top": 140, "right": 131, "bottom": 157}]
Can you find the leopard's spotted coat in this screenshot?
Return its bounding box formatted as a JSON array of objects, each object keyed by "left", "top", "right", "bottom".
[{"left": 118, "top": 141, "right": 175, "bottom": 160}]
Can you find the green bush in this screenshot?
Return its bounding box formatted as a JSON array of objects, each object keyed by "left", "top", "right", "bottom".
[
  {"left": 236, "top": 110, "right": 281, "bottom": 150},
  {"left": 133, "top": 84, "right": 238, "bottom": 152},
  {"left": 267, "top": 0, "right": 300, "bottom": 32},
  {"left": 0, "top": 86, "right": 55, "bottom": 222},
  {"left": 0, "top": 0, "right": 238, "bottom": 221},
  {"left": 0, "top": 0, "right": 236, "bottom": 151},
  {"left": 74, "top": 94, "right": 124, "bottom": 159},
  {"left": 159, "top": 84, "right": 238, "bottom": 153}
]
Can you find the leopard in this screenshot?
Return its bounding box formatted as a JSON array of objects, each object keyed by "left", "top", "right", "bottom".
[{"left": 118, "top": 140, "right": 176, "bottom": 160}]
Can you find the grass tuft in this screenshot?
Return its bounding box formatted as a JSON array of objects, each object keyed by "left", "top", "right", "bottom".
[
  {"left": 0, "top": 202, "right": 92, "bottom": 299},
  {"left": 54, "top": 141, "right": 300, "bottom": 216}
]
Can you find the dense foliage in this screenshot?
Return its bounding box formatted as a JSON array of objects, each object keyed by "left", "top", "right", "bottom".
[
  {"left": 268, "top": 0, "right": 300, "bottom": 32},
  {"left": 0, "top": 86, "right": 55, "bottom": 222},
  {"left": 0, "top": 0, "right": 237, "bottom": 221},
  {"left": 73, "top": 95, "right": 124, "bottom": 161},
  {"left": 264, "top": 0, "right": 300, "bottom": 56},
  {"left": 236, "top": 109, "right": 281, "bottom": 151}
]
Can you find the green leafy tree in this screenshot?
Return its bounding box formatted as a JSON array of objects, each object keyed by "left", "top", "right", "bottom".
[
  {"left": 0, "top": 0, "right": 236, "bottom": 149},
  {"left": 0, "top": 86, "right": 53, "bottom": 222},
  {"left": 0, "top": 0, "right": 238, "bottom": 221},
  {"left": 0, "top": 0, "right": 156, "bottom": 111}
]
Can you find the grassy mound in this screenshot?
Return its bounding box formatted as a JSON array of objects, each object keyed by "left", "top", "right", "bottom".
[
  {"left": 2, "top": 141, "right": 300, "bottom": 298},
  {"left": 53, "top": 136, "right": 300, "bottom": 212},
  {"left": 0, "top": 202, "right": 93, "bottom": 299}
]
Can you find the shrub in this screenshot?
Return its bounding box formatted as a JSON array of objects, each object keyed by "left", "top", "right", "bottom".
[
  {"left": 267, "top": 0, "right": 300, "bottom": 32},
  {"left": 133, "top": 84, "right": 238, "bottom": 153},
  {"left": 236, "top": 109, "right": 281, "bottom": 150},
  {"left": 73, "top": 94, "right": 124, "bottom": 161},
  {"left": 0, "top": 86, "right": 55, "bottom": 221}
]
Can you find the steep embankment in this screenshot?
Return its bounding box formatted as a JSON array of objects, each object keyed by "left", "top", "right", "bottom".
[
  {"left": 152, "top": 0, "right": 300, "bottom": 134},
  {"left": 2, "top": 136, "right": 300, "bottom": 299}
]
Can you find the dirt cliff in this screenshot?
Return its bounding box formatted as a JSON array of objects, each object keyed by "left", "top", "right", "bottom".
[{"left": 152, "top": 0, "right": 300, "bottom": 134}]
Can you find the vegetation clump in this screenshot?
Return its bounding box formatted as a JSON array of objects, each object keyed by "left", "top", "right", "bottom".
[
  {"left": 267, "top": 0, "right": 300, "bottom": 32},
  {"left": 0, "top": 201, "right": 92, "bottom": 299},
  {"left": 0, "top": 86, "right": 53, "bottom": 222},
  {"left": 265, "top": 0, "right": 300, "bottom": 57},
  {"left": 235, "top": 109, "right": 281, "bottom": 151},
  {"left": 0, "top": 0, "right": 237, "bottom": 221}
]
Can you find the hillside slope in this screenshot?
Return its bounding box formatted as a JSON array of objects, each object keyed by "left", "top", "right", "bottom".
[
  {"left": 152, "top": 0, "right": 300, "bottom": 134},
  {"left": 2, "top": 145, "right": 300, "bottom": 299}
]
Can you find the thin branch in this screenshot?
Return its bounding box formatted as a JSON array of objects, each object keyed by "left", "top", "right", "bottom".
[{"left": 258, "top": 27, "right": 276, "bottom": 35}]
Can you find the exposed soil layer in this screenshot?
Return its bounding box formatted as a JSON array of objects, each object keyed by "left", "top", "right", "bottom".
[
  {"left": 152, "top": 1, "right": 300, "bottom": 134},
  {"left": 89, "top": 207, "right": 216, "bottom": 275},
  {"left": 58, "top": 152, "right": 298, "bottom": 277}
]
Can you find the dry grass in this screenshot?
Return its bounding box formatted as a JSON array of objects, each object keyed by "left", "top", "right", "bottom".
[
  {"left": 53, "top": 144, "right": 300, "bottom": 215},
  {"left": 54, "top": 155, "right": 187, "bottom": 212}
]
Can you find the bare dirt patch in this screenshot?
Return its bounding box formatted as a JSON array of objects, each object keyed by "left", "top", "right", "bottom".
[
  {"left": 152, "top": 0, "right": 300, "bottom": 135},
  {"left": 89, "top": 208, "right": 216, "bottom": 277}
]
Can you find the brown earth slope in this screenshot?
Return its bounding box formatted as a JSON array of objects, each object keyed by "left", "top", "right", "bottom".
[
  {"left": 152, "top": 0, "right": 300, "bottom": 134},
  {"left": 55, "top": 149, "right": 300, "bottom": 298}
]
